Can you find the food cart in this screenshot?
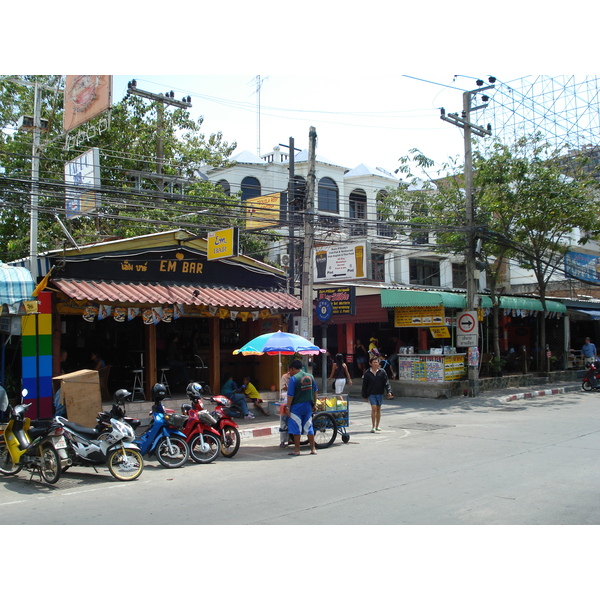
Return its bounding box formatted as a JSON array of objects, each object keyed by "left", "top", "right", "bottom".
[{"left": 312, "top": 393, "right": 350, "bottom": 448}]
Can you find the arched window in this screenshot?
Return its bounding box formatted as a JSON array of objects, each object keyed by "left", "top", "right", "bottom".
[
  {"left": 241, "top": 176, "right": 261, "bottom": 201},
  {"left": 318, "top": 177, "right": 338, "bottom": 213},
  {"left": 349, "top": 188, "right": 367, "bottom": 236},
  {"left": 216, "top": 179, "right": 230, "bottom": 196}
]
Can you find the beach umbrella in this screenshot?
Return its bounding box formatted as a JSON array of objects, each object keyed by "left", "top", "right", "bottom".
[{"left": 233, "top": 331, "right": 324, "bottom": 356}]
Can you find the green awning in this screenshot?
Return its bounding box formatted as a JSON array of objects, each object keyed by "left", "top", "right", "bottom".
[
  {"left": 381, "top": 289, "right": 466, "bottom": 308},
  {"left": 380, "top": 289, "right": 566, "bottom": 313}
]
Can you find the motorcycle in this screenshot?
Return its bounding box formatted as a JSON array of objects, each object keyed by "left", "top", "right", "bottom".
[
  {"left": 134, "top": 384, "right": 189, "bottom": 468},
  {"left": 582, "top": 360, "right": 600, "bottom": 391},
  {"left": 95, "top": 389, "right": 141, "bottom": 437},
  {"left": 56, "top": 413, "right": 144, "bottom": 482},
  {"left": 178, "top": 401, "right": 221, "bottom": 464},
  {"left": 0, "top": 396, "right": 70, "bottom": 484},
  {"left": 186, "top": 382, "right": 240, "bottom": 458}
]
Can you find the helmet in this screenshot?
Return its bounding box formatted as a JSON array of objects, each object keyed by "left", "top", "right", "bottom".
[
  {"left": 186, "top": 382, "right": 203, "bottom": 399},
  {"left": 114, "top": 389, "right": 132, "bottom": 404},
  {"left": 181, "top": 403, "right": 192, "bottom": 415},
  {"left": 152, "top": 383, "right": 169, "bottom": 402},
  {"left": 110, "top": 403, "right": 125, "bottom": 419}
]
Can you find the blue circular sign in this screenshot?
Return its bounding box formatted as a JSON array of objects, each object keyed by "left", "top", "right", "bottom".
[{"left": 316, "top": 299, "right": 332, "bottom": 322}]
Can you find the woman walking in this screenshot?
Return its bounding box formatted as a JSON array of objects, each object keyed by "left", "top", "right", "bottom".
[
  {"left": 328, "top": 353, "right": 353, "bottom": 394},
  {"left": 361, "top": 356, "right": 393, "bottom": 433}
]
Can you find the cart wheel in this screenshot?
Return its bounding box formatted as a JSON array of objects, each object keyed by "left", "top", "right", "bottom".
[
  {"left": 313, "top": 412, "right": 337, "bottom": 449},
  {"left": 341, "top": 434, "right": 350, "bottom": 443}
]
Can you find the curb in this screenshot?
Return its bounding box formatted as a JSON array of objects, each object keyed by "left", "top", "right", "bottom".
[
  {"left": 239, "top": 425, "right": 280, "bottom": 439},
  {"left": 502, "top": 384, "right": 580, "bottom": 403}
]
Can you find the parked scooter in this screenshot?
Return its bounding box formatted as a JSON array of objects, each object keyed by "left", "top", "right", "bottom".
[
  {"left": 95, "top": 389, "right": 141, "bottom": 437},
  {"left": 0, "top": 394, "right": 70, "bottom": 484},
  {"left": 582, "top": 360, "right": 600, "bottom": 391},
  {"left": 179, "top": 400, "right": 221, "bottom": 464},
  {"left": 134, "top": 384, "right": 189, "bottom": 468},
  {"left": 185, "top": 382, "right": 240, "bottom": 458},
  {"left": 56, "top": 412, "right": 144, "bottom": 481}
]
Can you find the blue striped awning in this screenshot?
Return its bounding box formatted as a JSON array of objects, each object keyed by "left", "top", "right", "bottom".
[{"left": 0, "top": 263, "right": 35, "bottom": 314}]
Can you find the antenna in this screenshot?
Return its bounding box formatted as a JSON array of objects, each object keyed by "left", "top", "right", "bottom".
[{"left": 253, "top": 75, "right": 268, "bottom": 156}]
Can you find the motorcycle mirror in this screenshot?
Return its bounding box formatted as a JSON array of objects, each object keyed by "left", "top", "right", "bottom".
[{"left": 21, "top": 388, "right": 28, "bottom": 397}]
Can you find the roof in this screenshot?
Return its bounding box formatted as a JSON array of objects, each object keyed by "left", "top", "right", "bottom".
[
  {"left": 0, "top": 262, "right": 35, "bottom": 314},
  {"left": 52, "top": 279, "right": 302, "bottom": 312},
  {"left": 344, "top": 163, "right": 397, "bottom": 181}
]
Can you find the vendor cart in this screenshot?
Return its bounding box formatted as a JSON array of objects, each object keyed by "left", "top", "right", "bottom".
[{"left": 312, "top": 394, "right": 350, "bottom": 449}]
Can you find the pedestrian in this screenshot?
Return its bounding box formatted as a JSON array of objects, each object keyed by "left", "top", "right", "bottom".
[
  {"left": 285, "top": 359, "right": 318, "bottom": 456},
  {"left": 361, "top": 356, "right": 393, "bottom": 433},
  {"left": 368, "top": 336, "right": 381, "bottom": 359},
  {"left": 354, "top": 339, "right": 368, "bottom": 376},
  {"left": 241, "top": 375, "right": 269, "bottom": 416},
  {"left": 582, "top": 337, "right": 597, "bottom": 368},
  {"left": 278, "top": 365, "right": 294, "bottom": 447},
  {"left": 328, "top": 353, "right": 353, "bottom": 394},
  {"left": 90, "top": 351, "right": 105, "bottom": 370},
  {"left": 220, "top": 374, "right": 255, "bottom": 419}
]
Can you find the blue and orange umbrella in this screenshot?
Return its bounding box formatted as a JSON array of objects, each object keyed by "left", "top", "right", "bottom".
[{"left": 233, "top": 330, "right": 324, "bottom": 356}]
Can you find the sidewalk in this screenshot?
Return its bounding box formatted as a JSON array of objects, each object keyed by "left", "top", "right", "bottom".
[{"left": 236, "top": 377, "right": 584, "bottom": 440}]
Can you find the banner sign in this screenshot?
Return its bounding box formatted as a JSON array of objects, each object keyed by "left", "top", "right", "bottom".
[
  {"left": 314, "top": 242, "right": 371, "bottom": 283},
  {"left": 316, "top": 286, "right": 356, "bottom": 315},
  {"left": 246, "top": 193, "right": 281, "bottom": 230},
  {"left": 394, "top": 306, "right": 444, "bottom": 327},
  {"left": 564, "top": 251, "right": 600, "bottom": 283},
  {"left": 207, "top": 227, "right": 239, "bottom": 261},
  {"left": 63, "top": 75, "right": 112, "bottom": 133},
  {"left": 65, "top": 147, "right": 101, "bottom": 218}
]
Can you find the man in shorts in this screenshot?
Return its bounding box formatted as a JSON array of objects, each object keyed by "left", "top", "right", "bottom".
[
  {"left": 361, "top": 356, "right": 393, "bottom": 433},
  {"left": 285, "top": 359, "right": 318, "bottom": 456}
]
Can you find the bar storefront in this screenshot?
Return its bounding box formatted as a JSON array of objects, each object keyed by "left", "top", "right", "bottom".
[{"left": 43, "top": 229, "right": 301, "bottom": 408}]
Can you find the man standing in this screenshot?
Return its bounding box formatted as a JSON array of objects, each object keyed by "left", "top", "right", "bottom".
[
  {"left": 362, "top": 356, "right": 393, "bottom": 433},
  {"left": 285, "top": 359, "right": 318, "bottom": 456},
  {"left": 582, "top": 337, "right": 597, "bottom": 368}
]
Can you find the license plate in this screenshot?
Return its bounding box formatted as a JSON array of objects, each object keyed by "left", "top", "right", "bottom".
[{"left": 54, "top": 437, "right": 67, "bottom": 449}]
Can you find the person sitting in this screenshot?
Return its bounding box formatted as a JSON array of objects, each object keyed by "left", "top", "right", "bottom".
[
  {"left": 90, "top": 351, "right": 105, "bottom": 370},
  {"left": 220, "top": 374, "right": 254, "bottom": 419},
  {"left": 241, "top": 375, "right": 269, "bottom": 416}
]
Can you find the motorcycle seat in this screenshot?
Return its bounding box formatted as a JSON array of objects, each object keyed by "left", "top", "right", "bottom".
[{"left": 62, "top": 420, "right": 100, "bottom": 438}]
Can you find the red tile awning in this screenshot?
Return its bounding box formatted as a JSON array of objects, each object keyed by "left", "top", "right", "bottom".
[{"left": 52, "top": 279, "right": 302, "bottom": 312}]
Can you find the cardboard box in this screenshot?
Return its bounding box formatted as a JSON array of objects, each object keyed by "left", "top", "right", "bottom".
[{"left": 52, "top": 369, "right": 102, "bottom": 428}]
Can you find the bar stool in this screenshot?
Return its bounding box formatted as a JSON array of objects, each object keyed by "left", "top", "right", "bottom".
[
  {"left": 159, "top": 366, "right": 172, "bottom": 398},
  {"left": 132, "top": 369, "right": 146, "bottom": 402}
]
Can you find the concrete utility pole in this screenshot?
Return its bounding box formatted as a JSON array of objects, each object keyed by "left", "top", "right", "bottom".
[
  {"left": 126, "top": 80, "right": 192, "bottom": 194},
  {"left": 301, "top": 127, "right": 317, "bottom": 365},
  {"left": 440, "top": 78, "right": 494, "bottom": 396}
]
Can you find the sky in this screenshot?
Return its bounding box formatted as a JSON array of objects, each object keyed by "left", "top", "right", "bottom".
[{"left": 111, "top": 73, "right": 488, "bottom": 176}]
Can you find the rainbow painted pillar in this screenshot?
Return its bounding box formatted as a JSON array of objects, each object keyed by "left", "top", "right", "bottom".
[{"left": 21, "top": 291, "right": 53, "bottom": 419}]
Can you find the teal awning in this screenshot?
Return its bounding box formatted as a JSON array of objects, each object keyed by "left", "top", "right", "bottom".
[
  {"left": 0, "top": 262, "right": 35, "bottom": 314},
  {"left": 380, "top": 289, "right": 566, "bottom": 313}
]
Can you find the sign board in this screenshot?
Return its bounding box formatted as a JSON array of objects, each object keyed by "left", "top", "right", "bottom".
[
  {"left": 245, "top": 193, "right": 281, "bottom": 230},
  {"left": 314, "top": 242, "right": 371, "bottom": 283},
  {"left": 430, "top": 326, "right": 450, "bottom": 338},
  {"left": 316, "top": 287, "right": 356, "bottom": 315},
  {"left": 394, "top": 306, "right": 445, "bottom": 327},
  {"left": 63, "top": 75, "right": 112, "bottom": 133},
  {"left": 64, "top": 147, "right": 101, "bottom": 218},
  {"left": 456, "top": 310, "right": 478, "bottom": 347},
  {"left": 207, "top": 227, "right": 239, "bottom": 261}
]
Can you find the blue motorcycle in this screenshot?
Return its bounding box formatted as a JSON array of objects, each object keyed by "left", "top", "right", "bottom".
[{"left": 135, "top": 385, "right": 189, "bottom": 468}]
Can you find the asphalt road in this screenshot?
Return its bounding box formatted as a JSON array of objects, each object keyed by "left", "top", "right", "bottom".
[{"left": 1, "top": 390, "right": 599, "bottom": 526}]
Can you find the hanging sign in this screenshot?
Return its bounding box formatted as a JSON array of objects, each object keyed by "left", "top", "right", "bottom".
[{"left": 456, "top": 310, "right": 479, "bottom": 347}]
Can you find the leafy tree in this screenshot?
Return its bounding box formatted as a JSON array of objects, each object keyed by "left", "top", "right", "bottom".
[
  {"left": 383, "top": 133, "right": 600, "bottom": 372},
  {"left": 0, "top": 75, "right": 276, "bottom": 264}
]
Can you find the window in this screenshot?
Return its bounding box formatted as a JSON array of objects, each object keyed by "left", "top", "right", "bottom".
[
  {"left": 349, "top": 188, "right": 367, "bottom": 236},
  {"left": 376, "top": 190, "right": 395, "bottom": 237},
  {"left": 411, "top": 203, "right": 429, "bottom": 245},
  {"left": 216, "top": 179, "right": 230, "bottom": 196},
  {"left": 372, "top": 253, "right": 385, "bottom": 281},
  {"left": 318, "top": 177, "right": 338, "bottom": 213},
  {"left": 452, "top": 263, "right": 467, "bottom": 288},
  {"left": 409, "top": 258, "right": 440, "bottom": 286},
  {"left": 241, "top": 176, "right": 261, "bottom": 201}
]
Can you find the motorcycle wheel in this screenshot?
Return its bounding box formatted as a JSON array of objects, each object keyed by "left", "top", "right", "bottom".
[
  {"left": 313, "top": 412, "right": 337, "bottom": 449},
  {"left": 220, "top": 425, "right": 240, "bottom": 458},
  {"left": 582, "top": 380, "right": 592, "bottom": 391},
  {"left": 107, "top": 447, "right": 144, "bottom": 481},
  {"left": 39, "top": 444, "right": 61, "bottom": 484},
  {"left": 0, "top": 440, "right": 22, "bottom": 475},
  {"left": 156, "top": 436, "right": 189, "bottom": 468},
  {"left": 189, "top": 432, "right": 220, "bottom": 464}
]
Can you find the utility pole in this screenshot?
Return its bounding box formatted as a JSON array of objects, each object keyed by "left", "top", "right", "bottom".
[
  {"left": 287, "top": 137, "right": 296, "bottom": 295},
  {"left": 440, "top": 78, "right": 494, "bottom": 396},
  {"left": 301, "top": 127, "right": 317, "bottom": 367},
  {"left": 126, "top": 80, "right": 192, "bottom": 194}
]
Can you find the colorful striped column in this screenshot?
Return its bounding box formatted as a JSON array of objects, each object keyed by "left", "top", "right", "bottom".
[{"left": 21, "top": 291, "right": 53, "bottom": 419}]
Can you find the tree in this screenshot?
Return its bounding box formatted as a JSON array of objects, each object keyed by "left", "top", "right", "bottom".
[
  {"left": 383, "top": 133, "right": 600, "bottom": 372},
  {"left": 0, "top": 75, "right": 276, "bottom": 264}
]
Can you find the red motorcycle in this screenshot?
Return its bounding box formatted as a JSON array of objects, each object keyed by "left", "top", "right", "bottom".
[
  {"left": 582, "top": 360, "right": 600, "bottom": 391},
  {"left": 185, "top": 383, "right": 241, "bottom": 458},
  {"left": 178, "top": 402, "right": 221, "bottom": 464}
]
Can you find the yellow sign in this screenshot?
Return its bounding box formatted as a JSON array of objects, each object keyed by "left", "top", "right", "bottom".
[
  {"left": 207, "top": 227, "right": 239, "bottom": 261},
  {"left": 246, "top": 193, "right": 281, "bottom": 230},
  {"left": 394, "top": 306, "right": 445, "bottom": 327},
  {"left": 430, "top": 326, "right": 450, "bottom": 338}
]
